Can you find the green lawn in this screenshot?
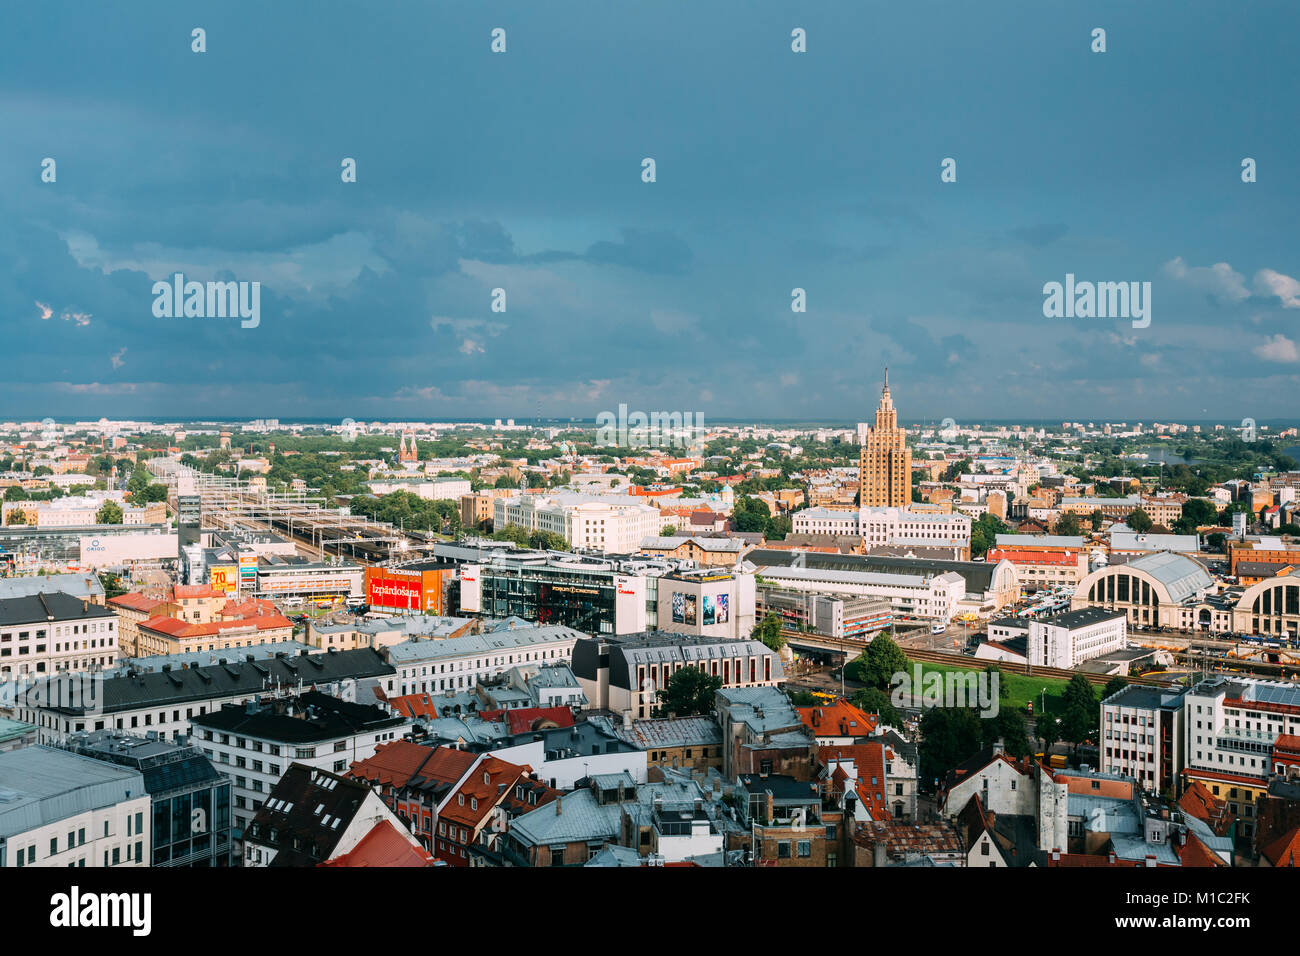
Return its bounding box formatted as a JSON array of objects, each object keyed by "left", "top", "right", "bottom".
[{"left": 902, "top": 659, "right": 1100, "bottom": 715}]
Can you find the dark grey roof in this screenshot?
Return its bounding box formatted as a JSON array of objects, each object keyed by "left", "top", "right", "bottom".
[
  {"left": 0, "top": 591, "right": 115, "bottom": 627},
  {"left": 34, "top": 647, "right": 394, "bottom": 716},
  {"left": 191, "top": 690, "right": 406, "bottom": 743},
  {"left": 1036, "top": 607, "right": 1126, "bottom": 630},
  {"left": 246, "top": 763, "right": 373, "bottom": 865}
]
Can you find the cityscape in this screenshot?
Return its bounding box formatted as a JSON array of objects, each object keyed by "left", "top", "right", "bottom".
[{"left": 2, "top": 0, "right": 1296, "bottom": 934}]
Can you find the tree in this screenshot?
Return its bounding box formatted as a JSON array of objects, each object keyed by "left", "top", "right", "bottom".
[
  {"left": 1060, "top": 674, "right": 1099, "bottom": 754},
  {"left": 490, "top": 523, "right": 531, "bottom": 548},
  {"left": 98, "top": 572, "right": 128, "bottom": 599},
  {"left": 752, "top": 614, "right": 786, "bottom": 652},
  {"left": 5, "top": 509, "right": 27, "bottom": 525},
  {"left": 493, "top": 475, "right": 518, "bottom": 489},
  {"left": 1103, "top": 676, "right": 1129, "bottom": 700},
  {"left": 851, "top": 686, "right": 903, "bottom": 729},
  {"left": 4, "top": 486, "right": 28, "bottom": 501},
  {"left": 1039, "top": 714, "right": 1061, "bottom": 753},
  {"left": 983, "top": 709, "right": 1032, "bottom": 759},
  {"left": 661, "top": 524, "right": 677, "bottom": 537},
  {"left": 1128, "top": 508, "right": 1153, "bottom": 533},
  {"left": 655, "top": 666, "right": 723, "bottom": 717},
  {"left": 1054, "top": 512, "right": 1082, "bottom": 536},
  {"left": 1089, "top": 509, "right": 1105, "bottom": 532},
  {"left": 917, "top": 707, "right": 983, "bottom": 790},
  {"left": 732, "top": 495, "right": 771, "bottom": 534},
  {"left": 527, "top": 529, "right": 568, "bottom": 551},
  {"left": 96, "top": 501, "right": 124, "bottom": 524},
  {"left": 970, "top": 513, "right": 1009, "bottom": 558},
  {"left": 855, "top": 633, "right": 909, "bottom": 691},
  {"left": 140, "top": 484, "right": 168, "bottom": 503},
  {"left": 1175, "top": 498, "right": 1217, "bottom": 535}
]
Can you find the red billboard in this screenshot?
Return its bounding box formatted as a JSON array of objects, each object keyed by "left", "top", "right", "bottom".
[
  {"left": 366, "top": 570, "right": 424, "bottom": 610},
  {"left": 364, "top": 567, "right": 449, "bottom": 613}
]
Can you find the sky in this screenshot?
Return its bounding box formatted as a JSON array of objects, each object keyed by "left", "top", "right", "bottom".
[{"left": 1, "top": 0, "right": 1298, "bottom": 424}]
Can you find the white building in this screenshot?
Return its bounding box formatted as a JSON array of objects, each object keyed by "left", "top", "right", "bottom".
[
  {"left": 368, "top": 477, "right": 472, "bottom": 501},
  {"left": 1100, "top": 684, "right": 1186, "bottom": 794},
  {"left": 493, "top": 493, "right": 663, "bottom": 553},
  {"left": 1026, "top": 607, "right": 1127, "bottom": 669},
  {"left": 381, "top": 624, "right": 583, "bottom": 699},
  {"left": 14, "top": 647, "right": 395, "bottom": 745},
  {"left": 792, "top": 506, "right": 972, "bottom": 553},
  {"left": 0, "top": 746, "right": 151, "bottom": 868},
  {"left": 751, "top": 564, "right": 966, "bottom": 621},
  {"left": 0, "top": 592, "right": 118, "bottom": 682},
  {"left": 191, "top": 691, "right": 410, "bottom": 837}
]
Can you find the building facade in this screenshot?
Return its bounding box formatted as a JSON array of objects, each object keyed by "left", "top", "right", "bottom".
[{"left": 858, "top": 370, "right": 912, "bottom": 508}]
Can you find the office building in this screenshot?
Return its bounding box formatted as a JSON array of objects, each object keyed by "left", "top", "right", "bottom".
[{"left": 58, "top": 729, "right": 233, "bottom": 866}]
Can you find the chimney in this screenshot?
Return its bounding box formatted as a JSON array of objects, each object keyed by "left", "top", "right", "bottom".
[{"left": 555, "top": 796, "right": 563, "bottom": 816}]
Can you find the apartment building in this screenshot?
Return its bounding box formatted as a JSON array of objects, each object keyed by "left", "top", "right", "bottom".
[
  {"left": 0, "top": 591, "right": 118, "bottom": 681},
  {"left": 191, "top": 691, "right": 410, "bottom": 838},
  {"left": 1100, "top": 684, "right": 1187, "bottom": 794},
  {"left": 0, "top": 746, "right": 151, "bottom": 869},
  {"left": 1026, "top": 608, "right": 1127, "bottom": 669},
  {"left": 15, "top": 647, "right": 395, "bottom": 744},
  {"left": 573, "top": 633, "right": 785, "bottom": 720},
  {"left": 792, "top": 506, "right": 971, "bottom": 555},
  {"left": 987, "top": 534, "right": 1089, "bottom": 591},
  {"left": 1182, "top": 675, "right": 1300, "bottom": 838},
  {"left": 493, "top": 493, "right": 663, "bottom": 553},
  {"left": 380, "top": 623, "right": 582, "bottom": 699}
]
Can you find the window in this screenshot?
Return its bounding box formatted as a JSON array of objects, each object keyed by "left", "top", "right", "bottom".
[
  {"left": 777, "top": 841, "right": 791, "bottom": 859},
  {"left": 797, "top": 840, "right": 811, "bottom": 858}
]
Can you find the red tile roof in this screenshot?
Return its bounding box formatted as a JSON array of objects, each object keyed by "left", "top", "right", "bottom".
[
  {"left": 1176, "top": 832, "right": 1227, "bottom": 868},
  {"left": 798, "top": 700, "right": 878, "bottom": 739},
  {"left": 1261, "top": 826, "right": 1300, "bottom": 867},
  {"left": 348, "top": 741, "right": 475, "bottom": 792},
  {"left": 987, "top": 548, "right": 1080, "bottom": 566},
  {"left": 138, "top": 612, "right": 292, "bottom": 639},
  {"left": 477, "top": 706, "right": 575, "bottom": 735},
  {"left": 109, "top": 592, "right": 173, "bottom": 613},
  {"left": 173, "top": 585, "right": 224, "bottom": 600},
  {"left": 440, "top": 756, "right": 531, "bottom": 831},
  {"left": 821, "top": 743, "right": 890, "bottom": 820},
  {"left": 319, "top": 821, "right": 435, "bottom": 867},
  {"left": 1177, "top": 780, "right": 1236, "bottom": 837}
]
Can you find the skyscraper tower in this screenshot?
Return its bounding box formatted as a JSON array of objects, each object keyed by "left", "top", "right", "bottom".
[{"left": 858, "top": 367, "right": 913, "bottom": 507}]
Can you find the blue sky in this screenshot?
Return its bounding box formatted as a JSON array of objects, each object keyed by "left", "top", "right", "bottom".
[{"left": 2, "top": 0, "right": 1297, "bottom": 423}]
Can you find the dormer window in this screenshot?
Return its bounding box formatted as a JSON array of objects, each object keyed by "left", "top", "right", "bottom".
[{"left": 458, "top": 794, "right": 465, "bottom": 805}]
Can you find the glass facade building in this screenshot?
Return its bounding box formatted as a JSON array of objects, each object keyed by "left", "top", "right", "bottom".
[{"left": 57, "top": 730, "right": 233, "bottom": 867}]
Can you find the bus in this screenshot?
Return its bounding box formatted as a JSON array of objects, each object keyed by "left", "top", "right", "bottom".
[{"left": 931, "top": 623, "right": 947, "bottom": 635}]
